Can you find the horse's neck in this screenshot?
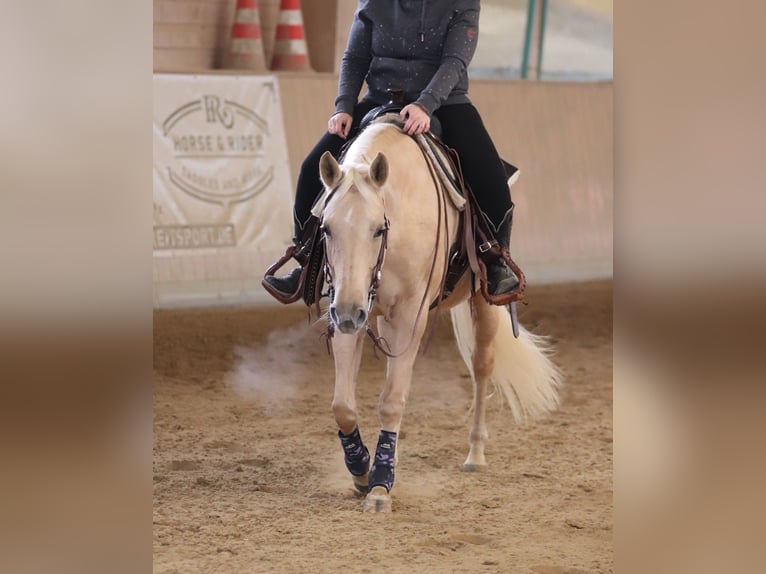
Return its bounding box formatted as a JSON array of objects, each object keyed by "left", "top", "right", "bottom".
[
  {"left": 378, "top": 158, "right": 460, "bottom": 302},
  {"left": 353, "top": 123, "right": 461, "bottom": 262}
]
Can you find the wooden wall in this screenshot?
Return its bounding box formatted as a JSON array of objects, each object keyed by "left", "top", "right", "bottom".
[
  {"left": 154, "top": 0, "right": 235, "bottom": 71},
  {"left": 154, "top": 0, "right": 343, "bottom": 73}
]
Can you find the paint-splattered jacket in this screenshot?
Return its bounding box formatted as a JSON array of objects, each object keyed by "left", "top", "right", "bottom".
[{"left": 335, "top": 0, "right": 480, "bottom": 117}]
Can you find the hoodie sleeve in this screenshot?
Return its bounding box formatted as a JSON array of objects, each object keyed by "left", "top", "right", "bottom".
[
  {"left": 334, "top": 1, "right": 373, "bottom": 116},
  {"left": 414, "top": 0, "right": 480, "bottom": 116}
]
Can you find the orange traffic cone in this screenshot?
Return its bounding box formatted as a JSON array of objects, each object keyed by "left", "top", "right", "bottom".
[
  {"left": 224, "top": 0, "right": 267, "bottom": 71},
  {"left": 270, "top": 0, "right": 310, "bottom": 71}
]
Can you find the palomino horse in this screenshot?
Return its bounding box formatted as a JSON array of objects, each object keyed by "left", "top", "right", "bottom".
[{"left": 311, "top": 119, "right": 562, "bottom": 512}]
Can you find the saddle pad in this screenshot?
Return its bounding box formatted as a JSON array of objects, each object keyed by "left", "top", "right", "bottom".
[{"left": 369, "top": 115, "right": 466, "bottom": 211}]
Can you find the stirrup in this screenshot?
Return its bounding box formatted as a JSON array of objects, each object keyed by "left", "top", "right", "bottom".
[
  {"left": 262, "top": 245, "right": 308, "bottom": 304},
  {"left": 477, "top": 252, "right": 525, "bottom": 307},
  {"left": 487, "top": 259, "right": 520, "bottom": 296},
  {"left": 262, "top": 215, "right": 323, "bottom": 305},
  {"left": 474, "top": 208, "right": 525, "bottom": 306},
  {"left": 263, "top": 267, "right": 303, "bottom": 300}
]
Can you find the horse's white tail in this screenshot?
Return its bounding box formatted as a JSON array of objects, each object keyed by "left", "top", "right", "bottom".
[{"left": 450, "top": 301, "right": 562, "bottom": 423}]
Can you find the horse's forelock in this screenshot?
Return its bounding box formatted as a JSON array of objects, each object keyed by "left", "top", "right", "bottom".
[
  {"left": 332, "top": 164, "right": 379, "bottom": 198},
  {"left": 350, "top": 168, "right": 384, "bottom": 204},
  {"left": 317, "top": 125, "right": 398, "bottom": 219},
  {"left": 320, "top": 168, "right": 383, "bottom": 225}
]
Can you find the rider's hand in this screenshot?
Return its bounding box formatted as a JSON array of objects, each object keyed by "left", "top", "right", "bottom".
[
  {"left": 328, "top": 112, "right": 353, "bottom": 139},
  {"left": 400, "top": 104, "right": 430, "bottom": 136}
]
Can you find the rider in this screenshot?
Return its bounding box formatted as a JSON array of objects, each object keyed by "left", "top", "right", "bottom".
[{"left": 264, "top": 0, "right": 521, "bottom": 298}]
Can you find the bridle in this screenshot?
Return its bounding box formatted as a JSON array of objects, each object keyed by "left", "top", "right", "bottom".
[
  {"left": 322, "top": 211, "right": 390, "bottom": 323},
  {"left": 320, "top": 180, "right": 393, "bottom": 345}
]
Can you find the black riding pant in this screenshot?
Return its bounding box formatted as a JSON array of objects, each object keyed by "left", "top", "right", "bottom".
[
  {"left": 293, "top": 101, "right": 513, "bottom": 234},
  {"left": 434, "top": 103, "right": 514, "bottom": 228},
  {"left": 293, "top": 100, "right": 378, "bottom": 234}
]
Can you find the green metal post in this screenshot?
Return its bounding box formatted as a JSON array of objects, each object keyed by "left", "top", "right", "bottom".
[
  {"left": 538, "top": 0, "right": 549, "bottom": 78},
  {"left": 521, "top": 0, "right": 536, "bottom": 79}
]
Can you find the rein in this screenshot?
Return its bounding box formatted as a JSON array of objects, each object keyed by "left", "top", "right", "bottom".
[{"left": 364, "top": 141, "right": 449, "bottom": 359}]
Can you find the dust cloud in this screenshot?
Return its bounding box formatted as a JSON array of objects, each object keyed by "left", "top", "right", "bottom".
[{"left": 226, "top": 320, "right": 329, "bottom": 408}]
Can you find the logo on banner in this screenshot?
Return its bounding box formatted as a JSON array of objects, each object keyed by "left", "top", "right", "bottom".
[
  {"left": 153, "top": 224, "right": 236, "bottom": 250},
  {"left": 160, "top": 92, "right": 275, "bottom": 207}
]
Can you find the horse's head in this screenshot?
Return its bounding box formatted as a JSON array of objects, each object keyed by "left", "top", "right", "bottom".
[{"left": 318, "top": 150, "right": 389, "bottom": 334}]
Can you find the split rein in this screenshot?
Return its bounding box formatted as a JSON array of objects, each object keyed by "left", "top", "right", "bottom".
[{"left": 320, "top": 150, "right": 449, "bottom": 359}]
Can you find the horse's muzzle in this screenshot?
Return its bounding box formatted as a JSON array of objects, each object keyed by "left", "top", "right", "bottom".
[{"left": 329, "top": 304, "right": 368, "bottom": 334}]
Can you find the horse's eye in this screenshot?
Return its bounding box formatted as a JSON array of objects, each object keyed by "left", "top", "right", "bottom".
[
  {"left": 373, "top": 226, "right": 385, "bottom": 238},
  {"left": 322, "top": 225, "right": 332, "bottom": 238}
]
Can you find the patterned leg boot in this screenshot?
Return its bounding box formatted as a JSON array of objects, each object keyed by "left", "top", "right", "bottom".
[
  {"left": 367, "top": 430, "right": 397, "bottom": 493},
  {"left": 338, "top": 427, "right": 371, "bottom": 494},
  {"left": 338, "top": 427, "right": 370, "bottom": 477}
]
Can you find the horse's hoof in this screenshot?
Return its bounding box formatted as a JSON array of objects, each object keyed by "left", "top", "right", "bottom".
[
  {"left": 463, "top": 462, "right": 488, "bottom": 473},
  {"left": 352, "top": 473, "right": 369, "bottom": 495},
  {"left": 363, "top": 486, "right": 392, "bottom": 513}
]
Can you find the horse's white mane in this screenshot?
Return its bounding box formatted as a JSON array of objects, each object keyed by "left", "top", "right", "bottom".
[
  {"left": 348, "top": 119, "right": 465, "bottom": 211},
  {"left": 310, "top": 118, "right": 466, "bottom": 218},
  {"left": 342, "top": 121, "right": 401, "bottom": 165},
  {"left": 310, "top": 124, "right": 400, "bottom": 218}
]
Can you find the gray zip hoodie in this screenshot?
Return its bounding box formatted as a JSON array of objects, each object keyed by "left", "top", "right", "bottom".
[{"left": 334, "top": 0, "right": 480, "bottom": 117}]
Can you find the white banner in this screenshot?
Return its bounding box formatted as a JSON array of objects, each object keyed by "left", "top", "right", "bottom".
[{"left": 153, "top": 74, "right": 293, "bottom": 307}]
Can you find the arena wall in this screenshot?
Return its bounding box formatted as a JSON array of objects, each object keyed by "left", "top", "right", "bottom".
[
  {"left": 154, "top": 0, "right": 343, "bottom": 72},
  {"left": 279, "top": 76, "right": 613, "bottom": 284},
  {"left": 152, "top": 2, "right": 612, "bottom": 307},
  {"left": 153, "top": 74, "right": 611, "bottom": 307}
]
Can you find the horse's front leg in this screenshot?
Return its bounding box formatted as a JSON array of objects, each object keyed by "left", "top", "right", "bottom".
[
  {"left": 331, "top": 330, "right": 370, "bottom": 493},
  {"left": 364, "top": 312, "right": 428, "bottom": 513},
  {"left": 464, "top": 294, "right": 499, "bottom": 472}
]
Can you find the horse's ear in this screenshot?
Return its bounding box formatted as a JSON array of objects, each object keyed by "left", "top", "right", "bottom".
[
  {"left": 369, "top": 153, "right": 389, "bottom": 188},
  {"left": 319, "top": 151, "right": 342, "bottom": 188}
]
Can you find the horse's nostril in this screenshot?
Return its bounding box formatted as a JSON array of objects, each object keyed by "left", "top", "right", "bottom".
[
  {"left": 356, "top": 308, "right": 367, "bottom": 325},
  {"left": 329, "top": 306, "right": 339, "bottom": 324}
]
